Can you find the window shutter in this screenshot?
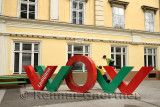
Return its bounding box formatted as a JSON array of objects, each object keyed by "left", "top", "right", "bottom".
[{"left": 50, "top": 0, "right": 59, "bottom": 21}]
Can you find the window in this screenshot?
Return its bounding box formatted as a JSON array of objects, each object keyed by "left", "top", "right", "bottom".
[
  {"left": 13, "top": 42, "right": 40, "bottom": 74},
  {"left": 111, "top": 46, "right": 127, "bottom": 69},
  {"left": 71, "top": 0, "right": 85, "bottom": 24},
  {"left": 141, "top": 5, "right": 158, "bottom": 32},
  {"left": 145, "top": 12, "right": 155, "bottom": 32},
  {"left": 144, "top": 48, "right": 157, "bottom": 69},
  {"left": 113, "top": 7, "right": 125, "bottom": 29},
  {"left": 67, "top": 44, "right": 90, "bottom": 72},
  {"left": 19, "top": 0, "right": 37, "bottom": 19}
]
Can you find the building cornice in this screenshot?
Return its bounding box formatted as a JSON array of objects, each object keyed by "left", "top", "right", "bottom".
[
  {"left": 0, "top": 15, "right": 160, "bottom": 44},
  {"left": 108, "top": 0, "right": 129, "bottom": 9},
  {"left": 1, "top": 32, "right": 160, "bottom": 46},
  {"left": 0, "top": 15, "right": 159, "bottom": 35},
  {"left": 141, "top": 5, "right": 159, "bottom": 14}
]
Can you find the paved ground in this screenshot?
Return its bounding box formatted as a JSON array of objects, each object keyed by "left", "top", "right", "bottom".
[{"left": 0, "top": 80, "right": 160, "bottom": 107}]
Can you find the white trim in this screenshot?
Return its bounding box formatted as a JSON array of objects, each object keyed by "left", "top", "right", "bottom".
[
  {"left": 11, "top": 40, "right": 14, "bottom": 74},
  {"left": 19, "top": 42, "right": 22, "bottom": 74},
  {"left": 66, "top": 42, "right": 68, "bottom": 63},
  {"left": 0, "top": 35, "right": 8, "bottom": 75},
  {"left": 39, "top": 41, "right": 42, "bottom": 66},
  {"left": 31, "top": 43, "right": 34, "bottom": 66},
  {"left": 70, "top": 0, "right": 72, "bottom": 23},
  {"left": 157, "top": 47, "right": 159, "bottom": 70},
  {"left": 83, "top": 1, "right": 86, "bottom": 24},
  {"left": 0, "top": 0, "right": 3, "bottom": 15},
  {"left": 17, "top": 0, "right": 20, "bottom": 18},
  {"left": 89, "top": 43, "right": 92, "bottom": 58},
  {"left": 0, "top": 20, "right": 6, "bottom": 33},
  {"left": 35, "top": 0, "right": 38, "bottom": 19},
  {"left": 4, "top": 36, "right": 8, "bottom": 75},
  {"left": 126, "top": 45, "right": 129, "bottom": 66}
]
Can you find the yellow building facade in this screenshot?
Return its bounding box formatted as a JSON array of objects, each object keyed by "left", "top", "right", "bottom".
[{"left": 0, "top": 0, "right": 160, "bottom": 81}]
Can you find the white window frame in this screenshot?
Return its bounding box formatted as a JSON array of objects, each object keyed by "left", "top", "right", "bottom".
[
  {"left": 13, "top": 41, "right": 41, "bottom": 74},
  {"left": 70, "top": 0, "right": 86, "bottom": 24},
  {"left": 144, "top": 48, "right": 157, "bottom": 70},
  {"left": 145, "top": 12, "right": 155, "bottom": 32},
  {"left": 111, "top": 46, "right": 127, "bottom": 69},
  {"left": 67, "top": 43, "right": 90, "bottom": 72},
  {"left": 17, "top": 0, "right": 38, "bottom": 19},
  {"left": 112, "top": 6, "right": 125, "bottom": 29}
]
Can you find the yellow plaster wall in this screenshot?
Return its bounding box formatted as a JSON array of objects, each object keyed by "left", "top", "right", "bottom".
[
  {"left": 59, "top": 0, "right": 70, "bottom": 23},
  {"left": 3, "top": 0, "right": 18, "bottom": 17},
  {"left": 103, "top": 0, "right": 113, "bottom": 28},
  {"left": 128, "top": 44, "right": 144, "bottom": 71},
  {"left": 38, "top": 0, "right": 50, "bottom": 20},
  {"left": 86, "top": 0, "right": 95, "bottom": 25}
]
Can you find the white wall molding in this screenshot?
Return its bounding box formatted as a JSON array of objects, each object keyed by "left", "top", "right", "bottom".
[
  {"left": 0, "top": 18, "right": 159, "bottom": 39},
  {"left": 50, "top": 0, "right": 59, "bottom": 21},
  {"left": 95, "top": 0, "right": 104, "bottom": 26},
  {"left": 0, "top": 35, "right": 8, "bottom": 75},
  {"left": 6, "top": 20, "right": 160, "bottom": 39},
  {"left": 0, "top": 16, "right": 159, "bottom": 38},
  {"left": 3, "top": 32, "right": 160, "bottom": 46},
  {"left": 0, "top": 16, "right": 160, "bottom": 43},
  {"left": 0, "top": 20, "right": 6, "bottom": 33},
  {"left": 6, "top": 20, "right": 132, "bottom": 37},
  {"left": 132, "top": 36, "right": 141, "bottom": 44}
]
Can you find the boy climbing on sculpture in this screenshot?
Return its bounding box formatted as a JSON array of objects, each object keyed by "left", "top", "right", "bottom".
[
  {"left": 103, "top": 55, "right": 114, "bottom": 67},
  {"left": 97, "top": 66, "right": 110, "bottom": 83},
  {"left": 96, "top": 55, "right": 115, "bottom": 83}
]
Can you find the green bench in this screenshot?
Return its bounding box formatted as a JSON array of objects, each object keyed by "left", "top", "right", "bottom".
[{"left": 0, "top": 76, "right": 27, "bottom": 87}]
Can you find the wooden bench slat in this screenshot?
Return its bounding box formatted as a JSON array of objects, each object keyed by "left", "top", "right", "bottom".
[
  {"left": 0, "top": 81, "right": 27, "bottom": 85},
  {"left": 0, "top": 76, "right": 27, "bottom": 86},
  {"left": 0, "top": 76, "right": 26, "bottom": 79}
]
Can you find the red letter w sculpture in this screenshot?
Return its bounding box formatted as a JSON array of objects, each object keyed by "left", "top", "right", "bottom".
[{"left": 23, "top": 55, "right": 153, "bottom": 95}]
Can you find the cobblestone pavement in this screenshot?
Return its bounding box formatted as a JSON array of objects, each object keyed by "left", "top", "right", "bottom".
[{"left": 0, "top": 80, "right": 160, "bottom": 107}]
